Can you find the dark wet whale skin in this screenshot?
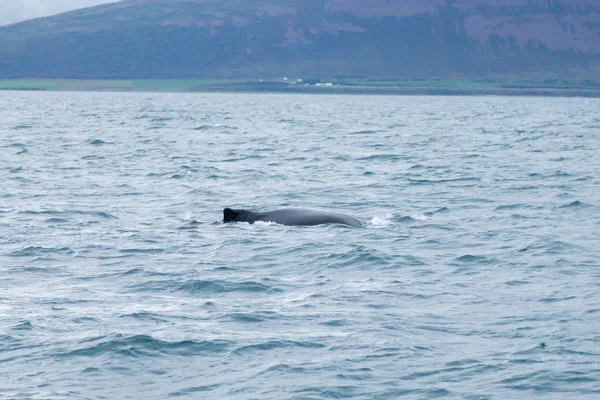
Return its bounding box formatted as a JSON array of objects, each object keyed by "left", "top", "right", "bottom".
[{"left": 223, "top": 208, "right": 364, "bottom": 227}]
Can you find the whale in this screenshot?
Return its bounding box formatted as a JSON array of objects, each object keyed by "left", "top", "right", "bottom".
[{"left": 223, "top": 207, "right": 364, "bottom": 227}]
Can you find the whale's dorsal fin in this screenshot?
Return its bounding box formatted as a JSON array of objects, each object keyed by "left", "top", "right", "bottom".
[{"left": 223, "top": 208, "right": 239, "bottom": 222}]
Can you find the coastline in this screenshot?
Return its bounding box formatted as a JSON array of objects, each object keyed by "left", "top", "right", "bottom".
[{"left": 1, "top": 79, "right": 599, "bottom": 97}]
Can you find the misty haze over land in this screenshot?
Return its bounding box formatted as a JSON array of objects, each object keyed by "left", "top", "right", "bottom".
[{"left": 0, "top": 0, "right": 118, "bottom": 26}]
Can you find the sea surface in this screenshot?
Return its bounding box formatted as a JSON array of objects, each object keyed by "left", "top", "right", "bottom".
[{"left": 1, "top": 91, "right": 599, "bottom": 400}]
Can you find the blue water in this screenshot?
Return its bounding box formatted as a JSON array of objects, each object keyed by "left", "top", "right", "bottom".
[{"left": 1, "top": 91, "right": 599, "bottom": 399}]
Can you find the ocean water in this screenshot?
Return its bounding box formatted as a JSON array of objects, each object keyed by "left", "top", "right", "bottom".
[{"left": 1, "top": 91, "right": 599, "bottom": 400}]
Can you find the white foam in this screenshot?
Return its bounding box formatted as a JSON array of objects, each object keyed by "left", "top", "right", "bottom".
[
  {"left": 412, "top": 214, "right": 431, "bottom": 221},
  {"left": 251, "top": 220, "right": 281, "bottom": 226},
  {"left": 367, "top": 214, "right": 394, "bottom": 227}
]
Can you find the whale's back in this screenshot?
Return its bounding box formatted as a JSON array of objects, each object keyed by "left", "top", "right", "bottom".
[{"left": 256, "top": 208, "right": 363, "bottom": 227}]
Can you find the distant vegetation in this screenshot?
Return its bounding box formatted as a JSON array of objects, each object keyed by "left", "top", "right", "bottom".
[{"left": 0, "top": 0, "right": 598, "bottom": 83}]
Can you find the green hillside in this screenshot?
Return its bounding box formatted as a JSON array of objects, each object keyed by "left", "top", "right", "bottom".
[{"left": 0, "top": 0, "right": 598, "bottom": 81}]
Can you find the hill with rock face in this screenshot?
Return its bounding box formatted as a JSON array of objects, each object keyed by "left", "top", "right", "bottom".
[{"left": 0, "top": 0, "right": 599, "bottom": 80}]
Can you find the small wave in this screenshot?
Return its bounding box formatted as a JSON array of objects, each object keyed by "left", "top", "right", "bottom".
[
  {"left": 54, "top": 334, "right": 233, "bottom": 358},
  {"left": 508, "top": 185, "right": 539, "bottom": 191},
  {"left": 518, "top": 240, "right": 585, "bottom": 255},
  {"left": 550, "top": 170, "right": 573, "bottom": 178},
  {"left": 292, "top": 385, "right": 366, "bottom": 398},
  {"left": 495, "top": 203, "right": 525, "bottom": 211},
  {"left": 424, "top": 207, "right": 450, "bottom": 216},
  {"left": 573, "top": 176, "right": 591, "bottom": 182},
  {"left": 9, "top": 176, "right": 34, "bottom": 182},
  {"left": 359, "top": 154, "right": 404, "bottom": 161},
  {"left": 499, "top": 367, "right": 598, "bottom": 391},
  {"left": 0, "top": 334, "right": 18, "bottom": 352},
  {"left": 88, "top": 139, "right": 114, "bottom": 146},
  {"left": 7, "top": 246, "right": 74, "bottom": 257},
  {"left": 120, "top": 268, "right": 145, "bottom": 276},
  {"left": 393, "top": 255, "right": 427, "bottom": 267},
  {"left": 178, "top": 220, "right": 201, "bottom": 230},
  {"left": 5, "top": 142, "right": 26, "bottom": 148},
  {"left": 146, "top": 171, "right": 171, "bottom": 177},
  {"left": 321, "top": 320, "right": 347, "bottom": 327},
  {"left": 126, "top": 277, "right": 281, "bottom": 293},
  {"left": 258, "top": 363, "right": 308, "bottom": 375},
  {"left": 177, "top": 280, "right": 281, "bottom": 294},
  {"left": 193, "top": 124, "right": 219, "bottom": 130},
  {"left": 409, "top": 164, "right": 426, "bottom": 170},
  {"left": 119, "top": 312, "right": 169, "bottom": 323},
  {"left": 348, "top": 129, "right": 383, "bottom": 135},
  {"left": 119, "top": 248, "right": 165, "bottom": 254},
  {"left": 224, "top": 313, "right": 266, "bottom": 323},
  {"left": 233, "top": 340, "right": 325, "bottom": 354},
  {"left": 505, "top": 280, "right": 530, "bottom": 286},
  {"left": 12, "top": 321, "right": 34, "bottom": 331},
  {"left": 408, "top": 177, "right": 480, "bottom": 185},
  {"left": 558, "top": 200, "right": 587, "bottom": 208},
  {"left": 20, "top": 210, "right": 117, "bottom": 219},
  {"left": 454, "top": 254, "right": 493, "bottom": 264},
  {"left": 540, "top": 295, "right": 577, "bottom": 303},
  {"left": 45, "top": 217, "right": 69, "bottom": 223},
  {"left": 324, "top": 246, "right": 393, "bottom": 269},
  {"left": 461, "top": 153, "right": 488, "bottom": 159},
  {"left": 221, "top": 155, "right": 266, "bottom": 162},
  {"left": 16, "top": 266, "right": 67, "bottom": 274},
  {"left": 169, "top": 384, "right": 222, "bottom": 397}
]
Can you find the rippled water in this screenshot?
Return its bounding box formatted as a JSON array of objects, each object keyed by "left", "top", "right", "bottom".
[{"left": 1, "top": 91, "right": 599, "bottom": 399}]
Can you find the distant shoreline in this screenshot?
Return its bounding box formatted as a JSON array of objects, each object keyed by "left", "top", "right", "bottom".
[{"left": 1, "top": 79, "right": 599, "bottom": 97}]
